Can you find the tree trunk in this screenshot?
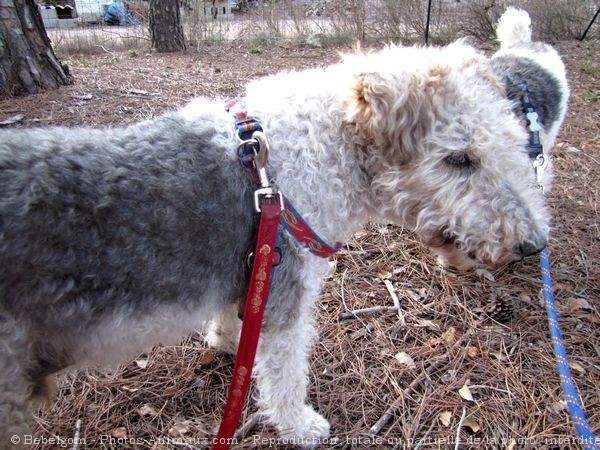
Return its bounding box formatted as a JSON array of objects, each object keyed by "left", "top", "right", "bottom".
[
  {"left": 0, "top": 0, "right": 72, "bottom": 97},
  {"left": 149, "top": 0, "right": 186, "bottom": 53}
]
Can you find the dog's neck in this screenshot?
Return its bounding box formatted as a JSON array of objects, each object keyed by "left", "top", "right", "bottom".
[{"left": 490, "top": 55, "right": 562, "bottom": 132}]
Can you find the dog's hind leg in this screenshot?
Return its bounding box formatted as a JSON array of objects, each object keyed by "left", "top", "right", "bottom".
[
  {"left": 0, "top": 315, "right": 35, "bottom": 448},
  {"left": 205, "top": 302, "right": 242, "bottom": 355},
  {"left": 253, "top": 265, "right": 330, "bottom": 447}
]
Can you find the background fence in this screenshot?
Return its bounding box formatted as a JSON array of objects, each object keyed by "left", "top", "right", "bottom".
[{"left": 46, "top": 0, "right": 600, "bottom": 55}]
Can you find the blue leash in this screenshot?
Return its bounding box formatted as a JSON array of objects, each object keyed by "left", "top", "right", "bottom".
[{"left": 540, "top": 247, "right": 599, "bottom": 450}]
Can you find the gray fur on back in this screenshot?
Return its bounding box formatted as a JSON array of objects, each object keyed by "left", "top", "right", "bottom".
[{"left": 0, "top": 111, "right": 258, "bottom": 371}]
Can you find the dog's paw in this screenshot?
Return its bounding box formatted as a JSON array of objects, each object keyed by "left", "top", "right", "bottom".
[
  {"left": 204, "top": 323, "right": 238, "bottom": 355},
  {"left": 278, "top": 406, "right": 330, "bottom": 448}
]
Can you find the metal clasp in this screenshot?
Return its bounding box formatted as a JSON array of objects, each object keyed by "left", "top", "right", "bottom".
[
  {"left": 533, "top": 153, "right": 549, "bottom": 192},
  {"left": 251, "top": 131, "right": 270, "bottom": 188},
  {"left": 241, "top": 130, "right": 284, "bottom": 213},
  {"left": 254, "top": 188, "right": 284, "bottom": 213}
]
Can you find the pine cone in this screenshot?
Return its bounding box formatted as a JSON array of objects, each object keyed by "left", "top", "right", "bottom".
[{"left": 484, "top": 293, "right": 515, "bottom": 323}]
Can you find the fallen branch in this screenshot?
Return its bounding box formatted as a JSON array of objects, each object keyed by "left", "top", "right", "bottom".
[
  {"left": 383, "top": 279, "right": 406, "bottom": 326},
  {"left": 454, "top": 407, "right": 467, "bottom": 450},
  {"left": 339, "top": 269, "right": 372, "bottom": 333},
  {"left": 71, "top": 418, "right": 82, "bottom": 450},
  {"left": 338, "top": 305, "right": 398, "bottom": 320}
]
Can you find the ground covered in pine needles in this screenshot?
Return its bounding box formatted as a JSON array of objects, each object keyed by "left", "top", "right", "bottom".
[{"left": 0, "top": 38, "right": 598, "bottom": 449}]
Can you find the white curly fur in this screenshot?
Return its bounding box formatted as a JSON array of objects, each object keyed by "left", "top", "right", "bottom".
[{"left": 496, "top": 6, "right": 532, "bottom": 46}]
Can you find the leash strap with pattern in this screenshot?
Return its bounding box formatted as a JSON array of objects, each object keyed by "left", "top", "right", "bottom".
[{"left": 212, "top": 197, "right": 282, "bottom": 450}]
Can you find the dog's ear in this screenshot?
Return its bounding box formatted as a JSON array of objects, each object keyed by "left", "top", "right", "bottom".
[{"left": 347, "top": 69, "right": 439, "bottom": 165}]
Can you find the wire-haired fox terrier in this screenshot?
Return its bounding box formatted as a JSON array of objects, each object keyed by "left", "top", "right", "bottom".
[{"left": 0, "top": 7, "right": 567, "bottom": 447}]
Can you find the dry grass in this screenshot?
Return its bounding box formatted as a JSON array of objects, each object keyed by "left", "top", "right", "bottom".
[{"left": 0, "top": 37, "right": 598, "bottom": 449}]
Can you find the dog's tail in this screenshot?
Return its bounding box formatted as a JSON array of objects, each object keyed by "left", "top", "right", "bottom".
[{"left": 496, "top": 7, "right": 532, "bottom": 48}]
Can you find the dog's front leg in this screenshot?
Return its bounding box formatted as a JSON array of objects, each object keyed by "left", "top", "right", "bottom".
[{"left": 253, "top": 274, "right": 330, "bottom": 447}]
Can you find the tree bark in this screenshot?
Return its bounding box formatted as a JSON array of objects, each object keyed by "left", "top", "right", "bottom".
[
  {"left": 0, "top": 0, "right": 72, "bottom": 97},
  {"left": 149, "top": 0, "right": 186, "bottom": 53}
]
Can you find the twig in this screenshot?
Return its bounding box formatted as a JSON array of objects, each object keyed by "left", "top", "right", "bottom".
[
  {"left": 383, "top": 279, "right": 406, "bottom": 326},
  {"left": 95, "top": 44, "right": 114, "bottom": 55},
  {"left": 370, "top": 326, "right": 478, "bottom": 435},
  {"left": 454, "top": 407, "right": 467, "bottom": 450},
  {"left": 469, "top": 384, "right": 514, "bottom": 396},
  {"left": 338, "top": 305, "right": 397, "bottom": 320},
  {"left": 339, "top": 269, "right": 372, "bottom": 333},
  {"left": 234, "top": 411, "right": 261, "bottom": 441},
  {"left": 71, "top": 419, "right": 82, "bottom": 450}
]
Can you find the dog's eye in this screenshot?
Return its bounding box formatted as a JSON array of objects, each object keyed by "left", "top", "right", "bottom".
[{"left": 443, "top": 152, "right": 472, "bottom": 168}]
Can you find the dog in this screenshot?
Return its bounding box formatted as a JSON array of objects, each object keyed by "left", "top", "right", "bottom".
[
  {"left": 491, "top": 7, "right": 570, "bottom": 192},
  {"left": 1, "top": 34, "right": 560, "bottom": 446}
]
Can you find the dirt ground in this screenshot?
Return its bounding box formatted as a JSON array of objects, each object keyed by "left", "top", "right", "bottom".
[{"left": 0, "top": 37, "right": 598, "bottom": 449}]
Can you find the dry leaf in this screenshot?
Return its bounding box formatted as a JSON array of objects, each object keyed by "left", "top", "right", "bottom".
[
  {"left": 377, "top": 269, "right": 393, "bottom": 279},
  {"left": 568, "top": 297, "right": 592, "bottom": 313},
  {"left": 135, "top": 358, "right": 148, "bottom": 369},
  {"left": 414, "top": 319, "right": 440, "bottom": 331},
  {"left": 442, "top": 326, "right": 457, "bottom": 346},
  {"left": 111, "top": 427, "right": 128, "bottom": 438},
  {"left": 569, "top": 361, "right": 586, "bottom": 374},
  {"left": 353, "top": 230, "right": 368, "bottom": 239},
  {"left": 122, "top": 386, "right": 139, "bottom": 393},
  {"left": 463, "top": 418, "right": 481, "bottom": 433},
  {"left": 429, "top": 337, "right": 444, "bottom": 346},
  {"left": 439, "top": 411, "right": 452, "bottom": 427},
  {"left": 549, "top": 400, "right": 567, "bottom": 414},
  {"left": 162, "top": 386, "right": 177, "bottom": 397},
  {"left": 459, "top": 384, "right": 474, "bottom": 402},
  {"left": 138, "top": 404, "right": 158, "bottom": 417},
  {"left": 475, "top": 268, "right": 495, "bottom": 282},
  {"left": 394, "top": 352, "right": 416, "bottom": 369},
  {"left": 198, "top": 351, "right": 216, "bottom": 367},
  {"left": 466, "top": 346, "right": 478, "bottom": 358},
  {"left": 169, "top": 418, "right": 191, "bottom": 437}
]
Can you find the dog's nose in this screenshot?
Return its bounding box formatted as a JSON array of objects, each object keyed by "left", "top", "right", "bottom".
[{"left": 519, "top": 241, "right": 546, "bottom": 257}]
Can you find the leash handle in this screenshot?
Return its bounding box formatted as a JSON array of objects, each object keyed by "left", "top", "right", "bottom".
[
  {"left": 212, "top": 198, "right": 282, "bottom": 450},
  {"left": 541, "top": 247, "right": 600, "bottom": 450}
]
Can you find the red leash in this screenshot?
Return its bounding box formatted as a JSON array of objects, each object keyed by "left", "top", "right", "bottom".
[
  {"left": 212, "top": 105, "right": 340, "bottom": 449},
  {"left": 212, "top": 197, "right": 281, "bottom": 450},
  {"left": 212, "top": 131, "right": 282, "bottom": 450}
]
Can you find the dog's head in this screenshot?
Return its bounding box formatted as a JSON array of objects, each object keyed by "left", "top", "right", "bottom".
[{"left": 344, "top": 42, "right": 549, "bottom": 271}]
